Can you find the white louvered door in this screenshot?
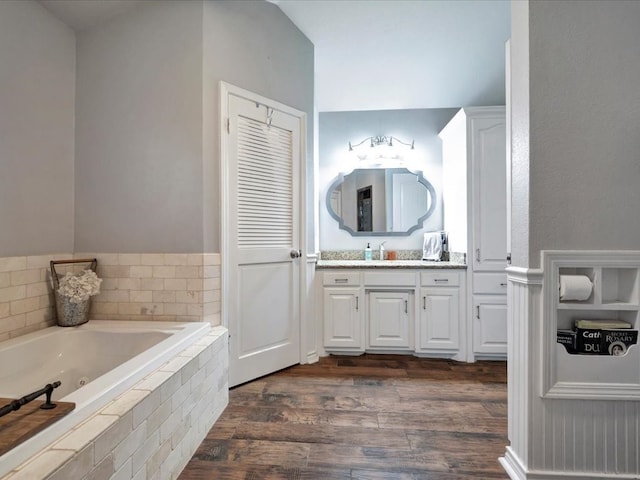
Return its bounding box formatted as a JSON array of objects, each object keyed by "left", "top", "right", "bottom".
[{"left": 225, "top": 89, "right": 303, "bottom": 387}]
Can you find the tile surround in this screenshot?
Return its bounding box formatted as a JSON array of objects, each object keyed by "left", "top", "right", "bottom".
[
  {"left": 82, "top": 253, "right": 221, "bottom": 326},
  {"left": 0, "top": 253, "right": 222, "bottom": 341},
  {"left": 2, "top": 327, "right": 228, "bottom": 480},
  {"left": 0, "top": 254, "right": 73, "bottom": 341}
]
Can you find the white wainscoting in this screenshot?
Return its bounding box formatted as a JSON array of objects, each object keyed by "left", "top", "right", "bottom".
[{"left": 502, "top": 253, "right": 640, "bottom": 479}]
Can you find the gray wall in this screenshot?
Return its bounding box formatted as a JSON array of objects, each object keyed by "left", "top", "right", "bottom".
[
  {"left": 75, "top": 1, "right": 205, "bottom": 253},
  {"left": 73, "top": 0, "right": 314, "bottom": 254},
  {"left": 509, "top": 1, "right": 530, "bottom": 268},
  {"left": 0, "top": 1, "right": 76, "bottom": 257},
  {"left": 319, "top": 108, "right": 458, "bottom": 252},
  {"left": 514, "top": 0, "right": 640, "bottom": 268},
  {"left": 203, "top": 0, "right": 315, "bottom": 253}
]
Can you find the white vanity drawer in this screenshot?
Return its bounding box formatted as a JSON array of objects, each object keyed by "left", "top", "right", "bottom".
[
  {"left": 323, "top": 271, "right": 360, "bottom": 286},
  {"left": 473, "top": 273, "right": 508, "bottom": 294},
  {"left": 363, "top": 271, "right": 417, "bottom": 287},
  {"left": 420, "top": 271, "right": 460, "bottom": 287}
]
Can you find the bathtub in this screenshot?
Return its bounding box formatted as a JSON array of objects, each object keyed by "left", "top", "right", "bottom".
[{"left": 0, "top": 320, "right": 211, "bottom": 477}]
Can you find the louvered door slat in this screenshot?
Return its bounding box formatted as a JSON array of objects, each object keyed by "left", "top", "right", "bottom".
[{"left": 237, "top": 115, "right": 293, "bottom": 248}]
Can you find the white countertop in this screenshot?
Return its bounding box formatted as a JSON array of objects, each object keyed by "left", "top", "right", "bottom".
[{"left": 315, "top": 260, "right": 467, "bottom": 269}]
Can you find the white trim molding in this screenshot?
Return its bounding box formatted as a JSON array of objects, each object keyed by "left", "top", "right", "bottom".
[{"left": 505, "top": 266, "right": 543, "bottom": 476}]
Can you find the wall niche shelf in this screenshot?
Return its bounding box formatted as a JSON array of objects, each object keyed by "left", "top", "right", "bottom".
[{"left": 542, "top": 251, "right": 640, "bottom": 400}]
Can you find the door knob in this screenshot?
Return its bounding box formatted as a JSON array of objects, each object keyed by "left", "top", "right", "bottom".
[{"left": 290, "top": 249, "right": 302, "bottom": 259}]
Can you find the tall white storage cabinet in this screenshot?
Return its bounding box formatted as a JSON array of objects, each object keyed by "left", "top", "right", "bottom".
[{"left": 440, "top": 107, "right": 507, "bottom": 360}]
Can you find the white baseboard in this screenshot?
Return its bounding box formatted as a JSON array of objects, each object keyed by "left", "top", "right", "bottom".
[
  {"left": 500, "top": 446, "right": 640, "bottom": 480},
  {"left": 305, "top": 352, "right": 319, "bottom": 364},
  {"left": 500, "top": 447, "right": 526, "bottom": 480}
]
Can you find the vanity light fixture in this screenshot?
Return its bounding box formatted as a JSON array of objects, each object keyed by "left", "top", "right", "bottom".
[{"left": 348, "top": 135, "right": 414, "bottom": 151}]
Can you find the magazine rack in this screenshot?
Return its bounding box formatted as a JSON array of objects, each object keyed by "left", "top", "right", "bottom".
[{"left": 541, "top": 251, "right": 640, "bottom": 400}]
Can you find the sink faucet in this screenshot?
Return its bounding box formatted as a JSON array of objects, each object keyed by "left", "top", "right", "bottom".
[{"left": 379, "top": 241, "right": 386, "bottom": 260}]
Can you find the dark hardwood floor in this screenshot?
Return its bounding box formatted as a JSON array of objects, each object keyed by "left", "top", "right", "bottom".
[{"left": 179, "top": 354, "right": 509, "bottom": 480}]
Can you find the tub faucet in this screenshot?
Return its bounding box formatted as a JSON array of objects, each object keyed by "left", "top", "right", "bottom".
[{"left": 379, "top": 241, "right": 386, "bottom": 260}]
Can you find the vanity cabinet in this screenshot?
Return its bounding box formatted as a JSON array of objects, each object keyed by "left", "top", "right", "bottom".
[
  {"left": 367, "top": 291, "right": 412, "bottom": 349},
  {"left": 322, "top": 272, "right": 364, "bottom": 352},
  {"left": 320, "top": 267, "right": 465, "bottom": 358},
  {"left": 417, "top": 271, "right": 462, "bottom": 356}
]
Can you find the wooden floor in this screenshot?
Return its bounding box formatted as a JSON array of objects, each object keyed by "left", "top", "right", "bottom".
[{"left": 179, "top": 354, "right": 509, "bottom": 480}]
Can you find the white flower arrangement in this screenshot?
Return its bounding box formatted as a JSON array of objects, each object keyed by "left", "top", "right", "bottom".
[{"left": 57, "top": 269, "right": 103, "bottom": 304}]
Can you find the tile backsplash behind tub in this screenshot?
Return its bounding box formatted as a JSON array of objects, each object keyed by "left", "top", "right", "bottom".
[
  {"left": 0, "top": 254, "right": 73, "bottom": 341},
  {"left": 0, "top": 253, "right": 221, "bottom": 341}
]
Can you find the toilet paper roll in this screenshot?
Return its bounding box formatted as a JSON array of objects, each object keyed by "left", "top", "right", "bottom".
[{"left": 559, "top": 275, "right": 593, "bottom": 301}]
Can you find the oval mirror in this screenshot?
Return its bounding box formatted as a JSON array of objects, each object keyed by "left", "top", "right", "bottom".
[{"left": 326, "top": 167, "right": 436, "bottom": 236}]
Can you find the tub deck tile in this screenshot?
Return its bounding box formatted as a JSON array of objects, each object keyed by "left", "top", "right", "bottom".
[
  {"left": 47, "top": 443, "right": 93, "bottom": 480},
  {"left": 102, "top": 389, "right": 150, "bottom": 417},
  {"left": 160, "top": 355, "right": 192, "bottom": 374},
  {"left": 134, "top": 371, "right": 174, "bottom": 392},
  {"left": 5, "top": 449, "right": 75, "bottom": 480},
  {"left": 52, "top": 413, "right": 118, "bottom": 451},
  {"left": 132, "top": 389, "right": 161, "bottom": 428},
  {"left": 93, "top": 411, "right": 133, "bottom": 462}
]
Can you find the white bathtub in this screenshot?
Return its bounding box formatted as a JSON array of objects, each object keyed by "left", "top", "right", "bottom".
[{"left": 0, "top": 320, "right": 211, "bottom": 477}]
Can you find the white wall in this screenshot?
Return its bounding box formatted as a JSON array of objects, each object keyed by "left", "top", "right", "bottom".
[
  {"left": 526, "top": 0, "right": 640, "bottom": 268},
  {"left": 318, "top": 108, "right": 458, "bottom": 252},
  {"left": 74, "top": 0, "right": 205, "bottom": 254},
  {"left": 0, "top": 0, "right": 75, "bottom": 257},
  {"left": 203, "top": 0, "right": 315, "bottom": 252}
]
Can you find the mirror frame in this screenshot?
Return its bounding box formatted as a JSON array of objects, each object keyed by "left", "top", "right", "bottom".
[{"left": 325, "top": 167, "right": 437, "bottom": 237}]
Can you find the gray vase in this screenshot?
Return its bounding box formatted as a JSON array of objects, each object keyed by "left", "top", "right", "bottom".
[{"left": 55, "top": 292, "right": 91, "bottom": 327}]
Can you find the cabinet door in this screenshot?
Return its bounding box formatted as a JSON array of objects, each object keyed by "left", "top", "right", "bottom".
[
  {"left": 368, "top": 291, "right": 411, "bottom": 349},
  {"left": 323, "top": 287, "right": 363, "bottom": 350},
  {"left": 471, "top": 115, "right": 507, "bottom": 272},
  {"left": 473, "top": 295, "right": 507, "bottom": 355},
  {"left": 418, "top": 287, "right": 460, "bottom": 352}
]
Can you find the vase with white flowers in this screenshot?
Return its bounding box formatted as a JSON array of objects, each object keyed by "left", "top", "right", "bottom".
[{"left": 50, "top": 259, "right": 102, "bottom": 327}]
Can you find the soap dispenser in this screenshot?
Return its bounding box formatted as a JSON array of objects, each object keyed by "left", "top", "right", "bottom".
[{"left": 364, "top": 243, "right": 372, "bottom": 261}]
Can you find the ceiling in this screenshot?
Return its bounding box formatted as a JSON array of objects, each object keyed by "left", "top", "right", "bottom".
[
  {"left": 274, "top": 0, "right": 511, "bottom": 112},
  {"left": 39, "top": 0, "right": 148, "bottom": 31},
  {"left": 38, "top": 0, "right": 511, "bottom": 112}
]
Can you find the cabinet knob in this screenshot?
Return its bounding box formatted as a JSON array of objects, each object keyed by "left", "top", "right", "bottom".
[
  {"left": 423, "top": 296, "right": 426, "bottom": 310},
  {"left": 405, "top": 300, "right": 408, "bottom": 314},
  {"left": 355, "top": 296, "right": 359, "bottom": 311},
  {"left": 476, "top": 305, "right": 480, "bottom": 319}
]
